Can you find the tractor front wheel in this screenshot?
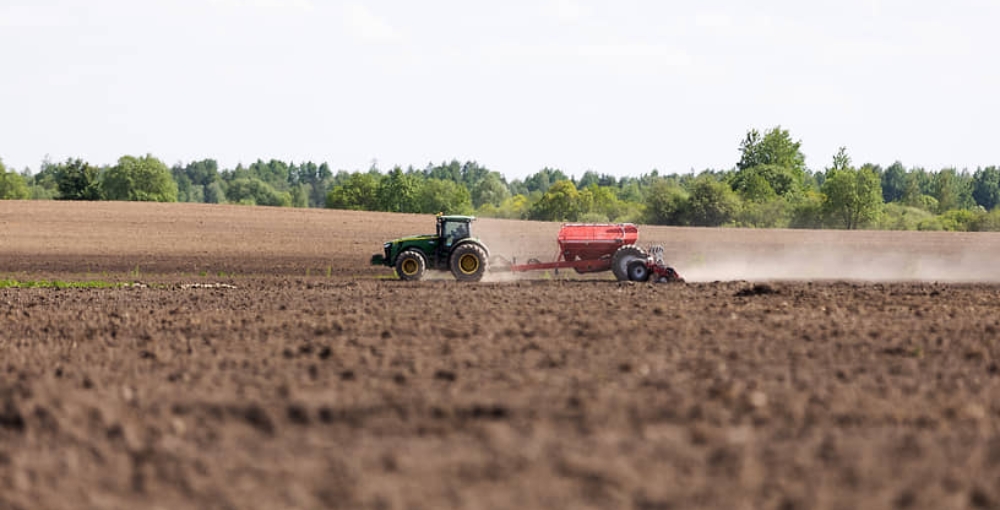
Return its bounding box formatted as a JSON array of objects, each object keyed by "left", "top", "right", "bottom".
[
  {"left": 395, "top": 250, "right": 426, "bottom": 281},
  {"left": 450, "top": 243, "right": 488, "bottom": 282}
]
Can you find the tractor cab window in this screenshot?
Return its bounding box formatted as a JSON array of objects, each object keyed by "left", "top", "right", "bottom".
[{"left": 442, "top": 221, "right": 470, "bottom": 246}]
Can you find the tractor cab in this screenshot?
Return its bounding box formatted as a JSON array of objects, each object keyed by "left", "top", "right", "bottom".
[{"left": 437, "top": 215, "right": 474, "bottom": 248}]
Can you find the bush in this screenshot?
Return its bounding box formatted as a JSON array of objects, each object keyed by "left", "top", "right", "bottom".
[
  {"left": 788, "top": 191, "right": 826, "bottom": 229},
  {"left": 611, "top": 202, "right": 645, "bottom": 223},
  {"left": 492, "top": 195, "right": 530, "bottom": 220},
  {"left": 644, "top": 179, "right": 689, "bottom": 225},
  {"left": 530, "top": 180, "right": 581, "bottom": 221},
  {"left": 578, "top": 212, "right": 610, "bottom": 223},
  {"left": 971, "top": 209, "right": 1000, "bottom": 232},
  {"left": 52, "top": 158, "right": 103, "bottom": 200},
  {"left": 413, "top": 178, "right": 473, "bottom": 215},
  {"left": 326, "top": 173, "right": 380, "bottom": 210},
  {"left": 0, "top": 162, "right": 30, "bottom": 199},
  {"left": 917, "top": 217, "right": 944, "bottom": 231},
  {"left": 734, "top": 197, "right": 789, "bottom": 228},
  {"left": 685, "top": 177, "right": 740, "bottom": 227},
  {"left": 875, "top": 203, "right": 935, "bottom": 231},
  {"left": 225, "top": 178, "right": 291, "bottom": 207},
  {"left": 938, "top": 209, "right": 982, "bottom": 232},
  {"left": 907, "top": 194, "right": 939, "bottom": 212},
  {"left": 204, "top": 181, "right": 226, "bottom": 204},
  {"left": 103, "top": 155, "right": 177, "bottom": 202}
]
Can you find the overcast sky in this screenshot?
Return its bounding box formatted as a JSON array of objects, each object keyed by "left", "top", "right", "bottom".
[{"left": 1, "top": 0, "right": 997, "bottom": 179}]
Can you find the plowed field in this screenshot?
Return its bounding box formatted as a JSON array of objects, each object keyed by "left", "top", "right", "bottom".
[{"left": 2, "top": 201, "right": 1000, "bottom": 510}]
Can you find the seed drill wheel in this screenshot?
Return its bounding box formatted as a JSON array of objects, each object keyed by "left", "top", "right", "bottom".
[
  {"left": 611, "top": 244, "right": 647, "bottom": 281},
  {"left": 450, "top": 243, "right": 488, "bottom": 282},
  {"left": 395, "top": 250, "right": 426, "bottom": 281},
  {"left": 627, "top": 259, "right": 651, "bottom": 282}
]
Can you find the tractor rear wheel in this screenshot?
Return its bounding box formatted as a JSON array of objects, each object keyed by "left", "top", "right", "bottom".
[
  {"left": 450, "top": 243, "right": 488, "bottom": 282},
  {"left": 627, "top": 260, "right": 651, "bottom": 282},
  {"left": 611, "top": 244, "right": 647, "bottom": 281},
  {"left": 395, "top": 250, "right": 426, "bottom": 281}
]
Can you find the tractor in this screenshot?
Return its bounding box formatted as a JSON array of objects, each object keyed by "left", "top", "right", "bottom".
[{"left": 370, "top": 215, "right": 490, "bottom": 282}]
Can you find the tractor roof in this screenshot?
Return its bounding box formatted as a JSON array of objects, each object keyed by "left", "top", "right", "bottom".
[{"left": 438, "top": 215, "right": 476, "bottom": 222}]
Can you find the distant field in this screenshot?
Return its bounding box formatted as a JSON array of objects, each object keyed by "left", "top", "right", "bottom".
[{"left": 3, "top": 201, "right": 1000, "bottom": 282}]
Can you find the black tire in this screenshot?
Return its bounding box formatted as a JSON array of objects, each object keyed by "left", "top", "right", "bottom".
[
  {"left": 395, "top": 250, "right": 426, "bottom": 281},
  {"left": 627, "top": 260, "right": 651, "bottom": 282},
  {"left": 611, "top": 244, "right": 647, "bottom": 281},
  {"left": 450, "top": 243, "right": 489, "bottom": 282}
]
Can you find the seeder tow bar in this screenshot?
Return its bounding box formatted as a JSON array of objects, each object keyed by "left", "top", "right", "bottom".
[{"left": 490, "top": 223, "right": 683, "bottom": 283}]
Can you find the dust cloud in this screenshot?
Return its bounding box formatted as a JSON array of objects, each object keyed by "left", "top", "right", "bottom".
[
  {"left": 677, "top": 247, "right": 1000, "bottom": 283},
  {"left": 648, "top": 226, "right": 1000, "bottom": 283}
]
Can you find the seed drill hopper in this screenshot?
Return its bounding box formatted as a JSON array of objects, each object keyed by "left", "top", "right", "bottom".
[{"left": 492, "top": 223, "right": 683, "bottom": 283}]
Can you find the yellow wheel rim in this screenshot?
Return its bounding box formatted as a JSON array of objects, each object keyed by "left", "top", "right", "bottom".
[
  {"left": 401, "top": 259, "right": 418, "bottom": 275},
  {"left": 459, "top": 254, "right": 480, "bottom": 274}
]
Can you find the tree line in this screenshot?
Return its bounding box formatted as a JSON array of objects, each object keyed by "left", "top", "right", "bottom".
[{"left": 2, "top": 127, "right": 999, "bottom": 231}]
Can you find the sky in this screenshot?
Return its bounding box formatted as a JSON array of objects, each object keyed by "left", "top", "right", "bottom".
[{"left": 1, "top": 0, "right": 998, "bottom": 180}]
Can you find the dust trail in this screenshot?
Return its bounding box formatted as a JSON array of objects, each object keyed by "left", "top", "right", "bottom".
[{"left": 677, "top": 246, "right": 1000, "bottom": 283}]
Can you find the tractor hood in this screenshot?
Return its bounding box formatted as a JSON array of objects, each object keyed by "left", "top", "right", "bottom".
[{"left": 390, "top": 233, "right": 437, "bottom": 244}]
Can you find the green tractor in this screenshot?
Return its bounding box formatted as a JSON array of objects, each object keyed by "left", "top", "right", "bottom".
[{"left": 370, "top": 215, "right": 490, "bottom": 282}]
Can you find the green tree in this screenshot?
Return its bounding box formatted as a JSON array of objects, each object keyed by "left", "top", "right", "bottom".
[
  {"left": 789, "top": 191, "right": 827, "bottom": 229},
  {"left": 225, "top": 178, "right": 291, "bottom": 206},
  {"left": 731, "top": 164, "right": 798, "bottom": 200},
  {"left": 414, "top": 178, "right": 473, "bottom": 214},
  {"left": 822, "top": 163, "right": 883, "bottom": 229},
  {"left": 736, "top": 197, "right": 789, "bottom": 228},
  {"left": 459, "top": 161, "right": 491, "bottom": 190},
  {"left": 529, "top": 180, "right": 581, "bottom": 221},
  {"left": 52, "top": 158, "right": 103, "bottom": 200},
  {"left": 173, "top": 172, "right": 196, "bottom": 202},
  {"left": 830, "top": 146, "right": 851, "bottom": 172},
  {"left": 0, "top": 159, "right": 30, "bottom": 199},
  {"left": 173, "top": 159, "right": 220, "bottom": 204},
  {"left": 178, "top": 159, "right": 219, "bottom": 186},
  {"left": 972, "top": 166, "right": 1000, "bottom": 210},
  {"left": 686, "top": 177, "right": 740, "bottom": 227},
  {"left": 470, "top": 172, "right": 509, "bottom": 209},
  {"left": 424, "top": 160, "right": 463, "bottom": 183},
  {"left": 290, "top": 184, "right": 309, "bottom": 208},
  {"left": 204, "top": 181, "right": 226, "bottom": 204},
  {"left": 932, "top": 168, "right": 973, "bottom": 213},
  {"left": 247, "top": 159, "right": 291, "bottom": 191},
  {"left": 376, "top": 167, "right": 419, "bottom": 212},
  {"left": 326, "top": 172, "right": 381, "bottom": 210},
  {"left": 732, "top": 126, "right": 807, "bottom": 197},
  {"left": 881, "top": 161, "right": 908, "bottom": 203},
  {"left": 27, "top": 160, "right": 59, "bottom": 199},
  {"left": 644, "top": 178, "right": 689, "bottom": 225},
  {"left": 584, "top": 184, "right": 624, "bottom": 221},
  {"left": 523, "top": 167, "right": 570, "bottom": 194},
  {"left": 291, "top": 161, "right": 334, "bottom": 207},
  {"left": 103, "top": 155, "right": 178, "bottom": 202},
  {"left": 487, "top": 194, "right": 529, "bottom": 219}
]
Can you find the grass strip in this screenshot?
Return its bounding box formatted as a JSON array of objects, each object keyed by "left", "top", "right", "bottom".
[{"left": 0, "top": 279, "right": 128, "bottom": 289}]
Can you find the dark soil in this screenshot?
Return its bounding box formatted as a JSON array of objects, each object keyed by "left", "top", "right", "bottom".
[{"left": 2, "top": 202, "right": 1000, "bottom": 509}]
